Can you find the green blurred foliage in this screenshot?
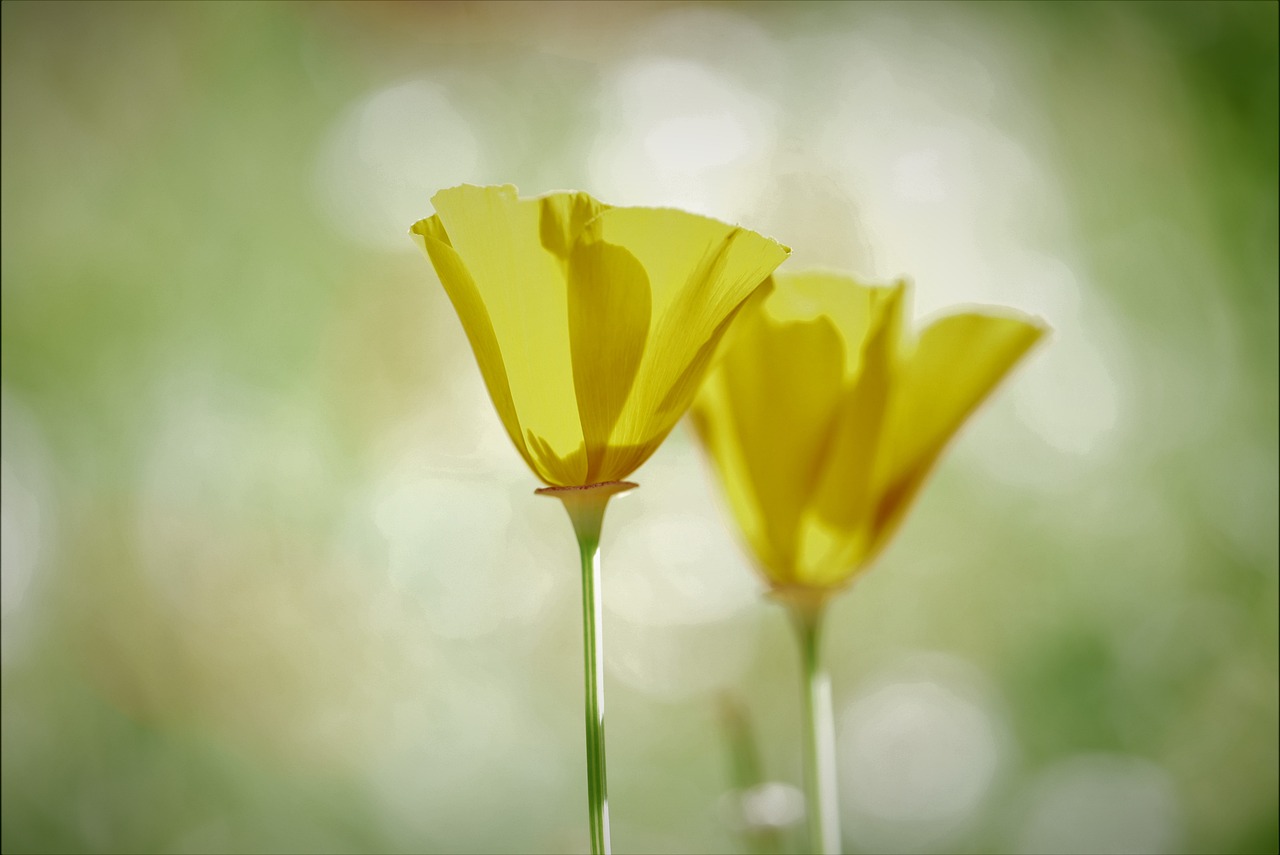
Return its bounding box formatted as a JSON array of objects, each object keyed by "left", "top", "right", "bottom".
[{"left": 2, "top": 2, "right": 1275, "bottom": 853}]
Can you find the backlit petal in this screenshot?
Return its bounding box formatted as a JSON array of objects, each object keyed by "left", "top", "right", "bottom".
[
  {"left": 540, "top": 192, "right": 610, "bottom": 262},
  {"left": 567, "top": 240, "right": 651, "bottom": 484},
  {"left": 718, "top": 308, "right": 846, "bottom": 584},
  {"left": 591, "top": 206, "right": 790, "bottom": 479},
  {"left": 800, "top": 281, "right": 906, "bottom": 585},
  {"left": 428, "top": 184, "right": 586, "bottom": 484},
  {"left": 691, "top": 367, "right": 776, "bottom": 575},
  {"left": 867, "top": 310, "right": 1047, "bottom": 559},
  {"left": 409, "top": 214, "right": 536, "bottom": 475},
  {"left": 763, "top": 270, "right": 887, "bottom": 377}
]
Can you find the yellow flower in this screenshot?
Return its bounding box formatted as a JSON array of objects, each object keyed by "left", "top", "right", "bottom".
[
  {"left": 693, "top": 271, "right": 1048, "bottom": 599},
  {"left": 410, "top": 184, "right": 790, "bottom": 487}
]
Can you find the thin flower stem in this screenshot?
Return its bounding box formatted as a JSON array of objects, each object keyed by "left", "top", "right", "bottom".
[
  {"left": 792, "top": 603, "right": 841, "bottom": 854},
  {"left": 576, "top": 526, "right": 610, "bottom": 855},
  {"left": 538, "top": 481, "right": 635, "bottom": 855}
]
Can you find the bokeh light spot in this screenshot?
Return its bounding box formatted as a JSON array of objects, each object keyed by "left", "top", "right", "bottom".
[
  {"left": 1013, "top": 754, "right": 1184, "bottom": 855},
  {"left": 316, "top": 78, "right": 482, "bottom": 250},
  {"left": 838, "top": 655, "right": 1008, "bottom": 853}
]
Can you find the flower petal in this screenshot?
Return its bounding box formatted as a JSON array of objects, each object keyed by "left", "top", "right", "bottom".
[
  {"left": 428, "top": 184, "right": 586, "bottom": 484},
  {"left": 566, "top": 239, "right": 651, "bottom": 484},
  {"left": 763, "top": 271, "right": 888, "bottom": 377},
  {"left": 540, "top": 192, "right": 610, "bottom": 262},
  {"left": 409, "top": 214, "right": 536, "bottom": 475},
  {"left": 526, "top": 429, "right": 589, "bottom": 489},
  {"left": 868, "top": 310, "right": 1047, "bottom": 558},
  {"left": 588, "top": 206, "right": 790, "bottom": 479},
  {"left": 691, "top": 365, "right": 774, "bottom": 573},
  {"left": 696, "top": 304, "right": 846, "bottom": 584},
  {"left": 802, "top": 280, "right": 907, "bottom": 584}
]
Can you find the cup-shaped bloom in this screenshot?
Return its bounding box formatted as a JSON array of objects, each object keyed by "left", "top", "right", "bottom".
[
  {"left": 411, "top": 185, "right": 790, "bottom": 487},
  {"left": 693, "top": 271, "right": 1048, "bottom": 597}
]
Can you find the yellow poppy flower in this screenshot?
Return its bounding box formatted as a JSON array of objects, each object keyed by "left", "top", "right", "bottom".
[
  {"left": 693, "top": 271, "right": 1048, "bottom": 600},
  {"left": 411, "top": 184, "right": 790, "bottom": 855},
  {"left": 410, "top": 184, "right": 791, "bottom": 488}
]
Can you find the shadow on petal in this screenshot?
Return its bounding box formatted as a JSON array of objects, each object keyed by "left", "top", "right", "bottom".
[{"left": 567, "top": 240, "right": 651, "bottom": 484}]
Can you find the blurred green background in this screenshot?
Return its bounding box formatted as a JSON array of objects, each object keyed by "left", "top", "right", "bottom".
[{"left": 2, "top": 2, "right": 1276, "bottom": 853}]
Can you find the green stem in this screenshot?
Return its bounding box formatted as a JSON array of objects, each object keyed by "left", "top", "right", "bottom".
[
  {"left": 791, "top": 602, "right": 841, "bottom": 854},
  {"left": 539, "top": 481, "right": 636, "bottom": 855},
  {"left": 577, "top": 523, "right": 609, "bottom": 855}
]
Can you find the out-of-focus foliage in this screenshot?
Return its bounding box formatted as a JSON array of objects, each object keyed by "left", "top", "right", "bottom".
[{"left": 2, "top": 2, "right": 1275, "bottom": 853}]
